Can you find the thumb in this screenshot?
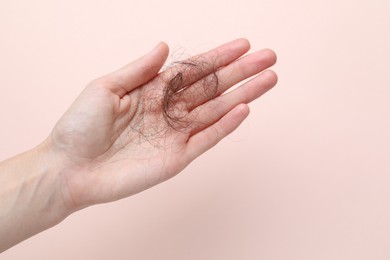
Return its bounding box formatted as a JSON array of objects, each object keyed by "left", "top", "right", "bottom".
[{"left": 108, "top": 42, "right": 170, "bottom": 96}]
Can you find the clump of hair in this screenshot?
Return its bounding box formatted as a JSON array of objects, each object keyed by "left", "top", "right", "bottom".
[{"left": 126, "top": 56, "right": 220, "bottom": 147}]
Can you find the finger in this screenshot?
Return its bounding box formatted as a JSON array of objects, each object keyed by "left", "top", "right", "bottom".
[
  {"left": 105, "top": 42, "right": 170, "bottom": 96},
  {"left": 182, "top": 48, "right": 277, "bottom": 111},
  {"left": 159, "top": 38, "right": 251, "bottom": 88},
  {"left": 188, "top": 70, "right": 277, "bottom": 136},
  {"left": 185, "top": 104, "right": 250, "bottom": 160},
  {"left": 215, "top": 49, "right": 277, "bottom": 94}
]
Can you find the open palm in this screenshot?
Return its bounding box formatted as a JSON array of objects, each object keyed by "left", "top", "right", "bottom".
[{"left": 50, "top": 39, "right": 277, "bottom": 211}]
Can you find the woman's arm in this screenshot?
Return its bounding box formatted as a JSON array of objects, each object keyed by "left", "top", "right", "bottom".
[
  {"left": 0, "top": 140, "right": 68, "bottom": 252},
  {"left": 0, "top": 39, "right": 277, "bottom": 252}
]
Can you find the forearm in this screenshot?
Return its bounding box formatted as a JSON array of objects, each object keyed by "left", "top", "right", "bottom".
[{"left": 0, "top": 140, "right": 68, "bottom": 252}]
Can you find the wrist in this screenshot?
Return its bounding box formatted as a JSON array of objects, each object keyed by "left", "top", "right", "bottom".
[
  {"left": 32, "top": 138, "right": 74, "bottom": 221},
  {"left": 34, "top": 136, "right": 87, "bottom": 220}
]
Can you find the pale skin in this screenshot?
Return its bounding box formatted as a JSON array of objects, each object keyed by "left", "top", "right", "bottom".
[{"left": 0, "top": 38, "right": 277, "bottom": 252}]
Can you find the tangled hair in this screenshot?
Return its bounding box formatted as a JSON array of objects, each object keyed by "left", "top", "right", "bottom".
[
  {"left": 127, "top": 56, "right": 220, "bottom": 147},
  {"left": 161, "top": 60, "right": 219, "bottom": 131}
]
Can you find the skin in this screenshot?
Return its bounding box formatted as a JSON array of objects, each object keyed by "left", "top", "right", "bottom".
[{"left": 0, "top": 38, "right": 277, "bottom": 252}]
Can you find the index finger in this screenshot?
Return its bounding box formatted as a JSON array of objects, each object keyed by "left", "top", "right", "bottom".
[{"left": 159, "top": 38, "right": 251, "bottom": 87}]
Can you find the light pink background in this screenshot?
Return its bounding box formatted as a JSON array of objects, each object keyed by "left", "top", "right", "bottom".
[{"left": 1, "top": 0, "right": 389, "bottom": 259}]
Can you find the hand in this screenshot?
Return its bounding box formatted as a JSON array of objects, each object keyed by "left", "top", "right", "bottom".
[{"left": 49, "top": 38, "right": 277, "bottom": 211}]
